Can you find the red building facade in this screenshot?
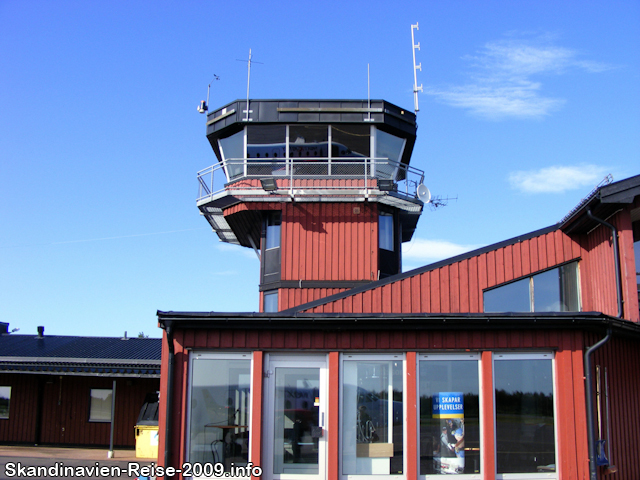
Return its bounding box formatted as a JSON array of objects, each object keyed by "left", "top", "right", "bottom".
[{"left": 157, "top": 99, "right": 640, "bottom": 480}]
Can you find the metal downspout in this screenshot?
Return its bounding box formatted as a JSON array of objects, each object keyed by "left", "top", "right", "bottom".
[
  {"left": 584, "top": 328, "right": 612, "bottom": 480},
  {"left": 164, "top": 323, "right": 175, "bottom": 479},
  {"left": 583, "top": 208, "right": 622, "bottom": 479}
]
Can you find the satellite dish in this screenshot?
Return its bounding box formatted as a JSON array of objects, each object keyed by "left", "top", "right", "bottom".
[{"left": 416, "top": 183, "right": 431, "bottom": 203}]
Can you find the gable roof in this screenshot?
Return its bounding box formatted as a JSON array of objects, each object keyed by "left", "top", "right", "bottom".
[{"left": 0, "top": 334, "right": 161, "bottom": 378}]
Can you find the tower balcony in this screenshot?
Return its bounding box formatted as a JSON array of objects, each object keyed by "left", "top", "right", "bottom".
[{"left": 196, "top": 156, "right": 426, "bottom": 246}]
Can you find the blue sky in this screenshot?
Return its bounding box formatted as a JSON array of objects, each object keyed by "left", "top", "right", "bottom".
[{"left": 1, "top": 1, "right": 638, "bottom": 338}]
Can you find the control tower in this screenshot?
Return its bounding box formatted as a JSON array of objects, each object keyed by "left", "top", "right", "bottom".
[{"left": 196, "top": 99, "right": 426, "bottom": 312}]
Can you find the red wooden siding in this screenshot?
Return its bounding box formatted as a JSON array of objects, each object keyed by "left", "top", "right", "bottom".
[
  {"left": 0, "top": 373, "right": 157, "bottom": 447},
  {"left": 160, "top": 326, "right": 609, "bottom": 480},
  {"left": 304, "top": 228, "right": 583, "bottom": 315},
  {"left": 578, "top": 210, "right": 640, "bottom": 321},
  {"left": 281, "top": 202, "right": 378, "bottom": 283},
  {"left": 590, "top": 334, "right": 640, "bottom": 479}
]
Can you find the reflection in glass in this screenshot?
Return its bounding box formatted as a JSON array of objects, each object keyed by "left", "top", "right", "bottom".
[
  {"left": 289, "top": 125, "right": 328, "bottom": 158},
  {"left": 375, "top": 130, "right": 405, "bottom": 180},
  {"left": 264, "top": 291, "right": 278, "bottom": 313},
  {"left": 494, "top": 356, "right": 555, "bottom": 473},
  {"left": 219, "top": 130, "right": 245, "bottom": 180},
  {"left": 559, "top": 262, "right": 580, "bottom": 311},
  {"left": 342, "top": 358, "right": 403, "bottom": 475},
  {"left": 419, "top": 358, "right": 480, "bottom": 475},
  {"left": 331, "top": 125, "right": 370, "bottom": 158},
  {"left": 379, "top": 213, "right": 394, "bottom": 252},
  {"left": 89, "top": 389, "right": 113, "bottom": 422},
  {"left": 533, "top": 269, "right": 560, "bottom": 312},
  {"left": 274, "top": 367, "right": 320, "bottom": 474},
  {"left": 0, "top": 386, "right": 10, "bottom": 419},
  {"left": 247, "top": 125, "right": 286, "bottom": 176},
  {"left": 188, "top": 357, "right": 251, "bottom": 470},
  {"left": 484, "top": 278, "right": 530, "bottom": 313}
]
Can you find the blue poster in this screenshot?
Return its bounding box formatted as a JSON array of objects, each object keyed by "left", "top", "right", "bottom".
[{"left": 432, "top": 392, "right": 464, "bottom": 419}]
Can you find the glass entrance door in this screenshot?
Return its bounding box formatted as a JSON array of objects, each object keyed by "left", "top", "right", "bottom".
[{"left": 264, "top": 355, "right": 327, "bottom": 480}]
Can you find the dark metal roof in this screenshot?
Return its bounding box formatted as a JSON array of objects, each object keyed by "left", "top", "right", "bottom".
[
  {"left": 561, "top": 174, "right": 640, "bottom": 234},
  {"left": 0, "top": 335, "right": 161, "bottom": 377},
  {"left": 157, "top": 310, "right": 640, "bottom": 339}
]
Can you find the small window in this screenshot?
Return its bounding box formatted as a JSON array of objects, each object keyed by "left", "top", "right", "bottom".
[
  {"left": 379, "top": 213, "right": 394, "bottom": 251},
  {"left": 264, "top": 291, "right": 278, "bottom": 312},
  {"left": 0, "top": 386, "right": 11, "bottom": 419},
  {"left": 89, "top": 388, "right": 113, "bottom": 422},
  {"left": 266, "top": 213, "right": 281, "bottom": 250},
  {"left": 494, "top": 353, "right": 556, "bottom": 475}
]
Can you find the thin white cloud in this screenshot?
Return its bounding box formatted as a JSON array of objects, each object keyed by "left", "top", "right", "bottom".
[
  {"left": 508, "top": 165, "right": 609, "bottom": 193},
  {"left": 215, "top": 242, "right": 259, "bottom": 260},
  {"left": 402, "top": 238, "right": 483, "bottom": 264},
  {"left": 427, "top": 35, "right": 612, "bottom": 119}
]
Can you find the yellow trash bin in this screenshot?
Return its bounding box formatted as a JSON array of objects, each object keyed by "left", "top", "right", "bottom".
[{"left": 135, "top": 425, "right": 159, "bottom": 459}]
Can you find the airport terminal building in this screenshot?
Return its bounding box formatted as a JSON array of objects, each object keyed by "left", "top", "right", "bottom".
[{"left": 156, "top": 99, "right": 640, "bottom": 480}]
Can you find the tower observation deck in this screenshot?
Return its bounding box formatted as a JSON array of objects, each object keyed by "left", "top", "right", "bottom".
[{"left": 197, "top": 99, "right": 427, "bottom": 311}]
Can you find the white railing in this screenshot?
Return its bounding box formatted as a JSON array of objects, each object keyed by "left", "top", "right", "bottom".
[{"left": 197, "top": 157, "right": 425, "bottom": 202}]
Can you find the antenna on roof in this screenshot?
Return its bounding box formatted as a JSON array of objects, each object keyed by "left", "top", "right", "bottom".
[
  {"left": 411, "top": 23, "right": 423, "bottom": 115},
  {"left": 236, "top": 49, "right": 263, "bottom": 122},
  {"left": 365, "top": 63, "right": 373, "bottom": 122},
  {"left": 197, "top": 74, "right": 220, "bottom": 114}
]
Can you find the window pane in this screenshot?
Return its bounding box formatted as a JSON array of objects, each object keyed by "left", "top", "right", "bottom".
[
  {"left": 483, "top": 278, "right": 530, "bottom": 312},
  {"left": 264, "top": 291, "right": 278, "bottom": 312},
  {"left": 89, "top": 389, "right": 113, "bottom": 422},
  {"left": 533, "top": 269, "right": 561, "bottom": 312},
  {"left": 219, "top": 130, "right": 245, "bottom": 180},
  {"left": 189, "top": 357, "right": 251, "bottom": 470},
  {"left": 266, "top": 213, "right": 281, "bottom": 250},
  {"left": 419, "top": 358, "right": 480, "bottom": 475},
  {"left": 290, "top": 125, "right": 328, "bottom": 158},
  {"left": 494, "top": 356, "right": 555, "bottom": 474},
  {"left": 379, "top": 214, "right": 394, "bottom": 251},
  {"left": 342, "top": 358, "right": 403, "bottom": 475},
  {"left": 375, "top": 129, "right": 405, "bottom": 180},
  {"left": 560, "top": 262, "right": 580, "bottom": 311},
  {"left": 247, "top": 125, "right": 286, "bottom": 158},
  {"left": 332, "top": 125, "right": 370, "bottom": 158},
  {"left": 0, "top": 386, "right": 11, "bottom": 419}
]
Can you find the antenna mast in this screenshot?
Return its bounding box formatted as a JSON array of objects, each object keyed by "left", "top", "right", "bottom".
[
  {"left": 411, "top": 23, "right": 423, "bottom": 114},
  {"left": 236, "top": 49, "right": 263, "bottom": 122}
]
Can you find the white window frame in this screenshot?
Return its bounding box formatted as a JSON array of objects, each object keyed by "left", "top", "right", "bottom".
[
  {"left": 185, "top": 351, "right": 253, "bottom": 479},
  {"left": 417, "top": 353, "right": 482, "bottom": 480},
  {"left": 493, "top": 352, "right": 558, "bottom": 480},
  {"left": 88, "top": 388, "right": 113, "bottom": 422},
  {"left": 339, "top": 353, "right": 406, "bottom": 480}
]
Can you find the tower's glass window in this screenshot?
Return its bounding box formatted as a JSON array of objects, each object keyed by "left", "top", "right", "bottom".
[
  {"left": 331, "top": 125, "right": 370, "bottom": 158},
  {"left": 289, "top": 125, "right": 328, "bottom": 158},
  {"left": 264, "top": 291, "right": 278, "bottom": 312},
  {"left": 375, "top": 129, "right": 406, "bottom": 180},
  {"left": 247, "top": 125, "right": 286, "bottom": 158},
  {"left": 379, "top": 213, "right": 394, "bottom": 251},
  {"left": 266, "top": 213, "right": 281, "bottom": 250},
  {"left": 218, "top": 129, "right": 245, "bottom": 180}
]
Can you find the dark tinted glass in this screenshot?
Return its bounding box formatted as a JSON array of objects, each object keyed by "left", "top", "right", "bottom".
[
  {"left": 533, "top": 269, "right": 561, "bottom": 312},
  {"left": 289, "top": 125, "right": 328, "bottom": 158},
  {"left": 483, "top": 278, "right": 530, "bottom": 312},
  {"left": 494, "top": 357, "right": 555, "bottom": 473},
  {"left": 331, "top": 125, "right": 370, "bottom": 157},
  {"left": 247, "top": 125, "right": 286, "bottom": 158}
]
